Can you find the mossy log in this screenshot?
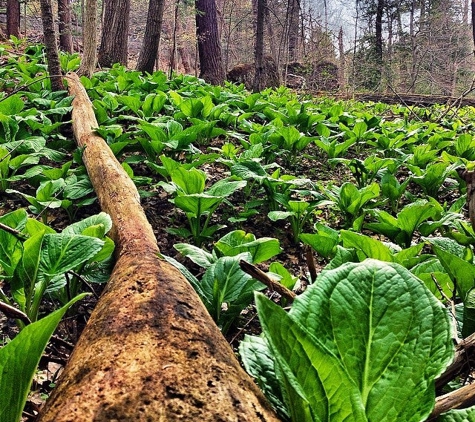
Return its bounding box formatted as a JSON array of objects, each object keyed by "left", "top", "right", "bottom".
[{"left": 37, "top": 72, "right": 279, "bottom": 422}]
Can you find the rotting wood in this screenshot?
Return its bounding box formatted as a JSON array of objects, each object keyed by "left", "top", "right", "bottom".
[{"left": 37, "top": 72, "right": 280, "bottom": 422}]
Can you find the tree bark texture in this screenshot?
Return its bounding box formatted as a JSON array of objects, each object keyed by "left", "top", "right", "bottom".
[
  {"left": 39, "top": 0, "right": 65, "bottom": 91},
  {"left": 58, "top": 0, "right": 73, "bottom": 53},
  {"left": 253, "top": 0, "right": 266, "bottom": 92},
  {"left": 195, "top": 0, "right": 225, "bottom": 85},
  {"left": 472, "top": 1, "right": 475, "bottom": 53},
  {"left": 287, "top": 0, "right": 300, "bottom": 62},
  {"left": 37, "top": 72, "right": 279, "bottom": 422},
  {"left": 98, "top": 0, "right": 130, "bottom": 67},
  {"left": 6, "top": 0, "right": 20, "bottom": 38},
  {"left": 136, "top": 0, "right": 165, "bottom": 73},
  {"left": 77, "top": 0, "right": 98, "bottom": 77}
]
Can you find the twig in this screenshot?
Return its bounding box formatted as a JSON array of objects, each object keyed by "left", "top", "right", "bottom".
[
  {"left": 67, "top": 270, "right": 100, "bottom": 300},
  {"left": 0, "top": 301, "right": 31, "bottom": 325},
  {"left": 0, "top": 74, "right": 65, "bottom": 103},
  {"left": 239, "top": 260, "right": 296, "bottom": 303},
  {"left": 429, "top": 382, "right": 475, "bottom": 420},
  {"left": 436, "top": 74, "right": 475, "bottom": 123},
  {"left": 387, "top": 84, "right": 423, "bottom": 122},
  {"left": 228, "top": 291, "right": 279, "bottom": 346},
  {"left": 0, "top": 221, "right": 27, "bottom": 240},
  {"left": 431, "top": 273, "right": 460, "bottom": 344},
  {"left": 306, "top": 246, "right": 317, "bottom": 283},
  {"left": 436, "top": 331, "right": 475, "bottom": 390}
]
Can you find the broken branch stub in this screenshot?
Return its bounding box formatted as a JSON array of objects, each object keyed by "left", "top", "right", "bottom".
[{"left": 37, "top": 73, "right": 279, "bottom": 421}]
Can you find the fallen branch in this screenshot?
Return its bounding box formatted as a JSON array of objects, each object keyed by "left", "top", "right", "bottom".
[
  {"left": 436, "top": 332, "right": 475, "bottom": 390},
  {"left": 37, "top": 73, "right": 279, "bottom": 421},
  {"left": 429, "top": 383, "right": 475, "bottom": 420},
  {"left": 239, "top": 260, "right": 296, "bottom": 303}
]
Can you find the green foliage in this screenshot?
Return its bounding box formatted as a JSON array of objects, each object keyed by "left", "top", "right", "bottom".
[
  {"left": 326, "top": 182, "right": 380, "bottom": 227},
  {"left": 162, "top": 251, "right": 264, "bottom": 333},
  {"left": 4, "top": 50, "right": 475, "bottom": 419},
  {"left": 366, "top": 200, "right": 439, "bottom": 248},
  {"left": 0, "top": 294, "right": 88, "bottom": 422},
  {"left": 241, "top": 260, "right": 454, "bottom": 421},
  {"left": 0, "top": 211, "right": 114, "bottom": 323},
  {"left": 160, "top": 164, "right": 246, "bottom": 245},
  {"left": 437, "top": 407, "right": 475, "bottom": 421}
]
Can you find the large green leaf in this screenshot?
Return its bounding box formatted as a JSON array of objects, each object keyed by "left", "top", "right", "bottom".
[
  {"left": 0, "top": 209, "right": 28, "bottom": 277},
  {"left": 62, "top": 212, "right": 112, "bottom": 236},
  {"left": 240, "top": 335, "right": 290, "bottom": 420},
  {"left": 0, "top": 293, "right": 88, "bottom": 422},
  {"left": 247, "top": 260, "right": 454, "bottom": 421},
  {"left": 39, "top": 234, "right": 105, "bottom": 276},
  {"left": 431, "top": 243, "right": 475, "bottom": 302},
  {"left": 340, "top": 230, "right": 394, "bottom": 262},
  {"left": 0, "top": 94, "right": 25, "bottom": 115},
  {"left": 287, "top": 259, "right": 454, "bottom": 422},
  {"left": 256, "top": 293, "right": 367, "bottom": 422},
  {"left": 174, "top": 194, "right": 222, "bottom": 216},
  {"left": 214, "top": 230, "right": 281, "bottom": 263},
  {"left": 201, "top": 254, "right": 264, "bottom": 333}
]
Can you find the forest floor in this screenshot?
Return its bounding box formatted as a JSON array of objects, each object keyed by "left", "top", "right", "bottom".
[{"left": 0, "top": 16, "right": 324, "bottom": 421}]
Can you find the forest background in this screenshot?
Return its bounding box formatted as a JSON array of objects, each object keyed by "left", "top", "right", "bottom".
[{"left": 2, "top": 0, "right": 474, "bottom": 97}]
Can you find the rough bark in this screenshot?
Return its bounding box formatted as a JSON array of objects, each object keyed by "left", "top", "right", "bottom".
[
  {"left": 252, "top": 0, "right": 266, "bottom": 92},
  {"left": 39, "top": 0, "right": 65, "bottom": 91},
  {"left": 98, "top": 0, "right": 130, "bottom": 67},
  {"left": 6, "top": 0, "right": 20, "bottom": 38},
  {"left": 195, "top": 0, "right": 225, "bottom": 85},
  {"left": 287, "top": 0, "right": 300, "bottom": 62},
  {"left": 136, "top": 0, "right": 165, "bottom": 73},
  {"left": 37, "top": 72, "right": 279, "bottom": 422},
  {"left": 77, "top": 0, "right": 98, "bottom": 77},
  {"left": 58, "top": 0, "right": 73, "bottom": 53}
]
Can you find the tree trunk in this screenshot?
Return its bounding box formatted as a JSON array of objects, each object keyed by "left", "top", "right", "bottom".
[
  {"left": 39, "top": 0, "right": 65, "bottom": 91},
  {"left": 37, "top": 72, "right": 280, "bottom": 422},
  {"left": 338, "top": 26, "right": 345, "bottom": 90},
  {"left": 58, "top": 0, "right": 73, "bottom": 53},
  {"left": 77, "top": 0, "right": 98, "bottom": 77},
  {"left": 6, "top": 0, "right": 20, "bottom": 38},
  {"left": 375, "top": 0, "right": 384, "bottom": 90},
  {"left": 253, "top": 0, "right": 266, "bottom": 92},
  {"left": 136, "top": 0, "right": 165, "bottom": 73},
  {"left": 98, "top": 0, "right": 130, "bottom": 67},
  {"left": 472, "top": 1, "right": 475, "bottom": 53},
  {"left": 287, "top": 0, "right": 300, "bottom": 62},
  {"left": 195, "top": 0, "right": 225, "bottom": 85}
]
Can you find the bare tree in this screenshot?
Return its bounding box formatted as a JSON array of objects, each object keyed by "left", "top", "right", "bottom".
[
  {"left": 77, "top": 0, "right": 98, "bottom": 77},
  {"left": 287, "top": 0, "right": 300, "bottom": 61},
  {"left": 6, "top": 0, "right": 20, "bottom": 38},
  {"left": 136, "top": 0, "right": 165, "bottom": 73},
  {"left": 58, "top": 0, "right": 73, "bottom": 52},
  {"left": 39, "top": 0, "right": 65, "bottom": 91},
  {"left": 195, "top": 0, "right": 225, "bottom": 84},
  {"left": 253, "top": 0, "right": 266, "bottom": 92},
  {"left": 98, "top": 0, "right": 130, "bottom": 67}
]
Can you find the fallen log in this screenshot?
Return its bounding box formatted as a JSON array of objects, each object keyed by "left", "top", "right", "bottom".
[{"left": 37, "top": 72, "right": 279, "bottom": 421}]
